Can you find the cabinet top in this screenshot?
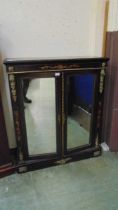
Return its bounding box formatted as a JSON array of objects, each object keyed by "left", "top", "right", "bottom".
[{"left": 4, "top": 57, "right": 109, "bottom": 65}]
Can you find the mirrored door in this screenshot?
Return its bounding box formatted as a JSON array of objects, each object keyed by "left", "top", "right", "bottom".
[
  {"left": 19, "top": 74, "right": 61, "bottom": 159},
  {"left": 64, "top": 72, "right": 98, "bottom": 154}
]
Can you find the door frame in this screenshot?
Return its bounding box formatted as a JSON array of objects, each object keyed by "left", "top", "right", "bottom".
[{"left": 8, "top": 71, "right": 62, "bottom": 172}]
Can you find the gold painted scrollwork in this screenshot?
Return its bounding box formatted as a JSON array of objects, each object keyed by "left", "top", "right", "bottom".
[
  {"left": 99, "top": 64, "right": 105, "bottom": 94},
  {"left": 14, "top": 111, "right": 24, "bottom": 161},
  {"left": 9, "top": 74, "right": 17, "bottom": 102},
  {"left": 95, "top": 135, "right": 99, "bottom": 147},
  {"left": 56, "top": 158, "right": 72, "bottom": 165},
  {"left": 9, "top": 73, "right": 23, "bottom": 160},
  {"left": 8, "top": 66, "right": 14, "bottom": 72},
  {"left": 19, "top": 149, "right": 24, "bottom": 161},
  {"left": 14, "top": 111, "right": 21, "bottom": 138},
  {"left": 102, "top": 62, "right": 105, "bottom": 67},
  {"left": 40, "top": 64, "right": 80, "bottom": 70}
]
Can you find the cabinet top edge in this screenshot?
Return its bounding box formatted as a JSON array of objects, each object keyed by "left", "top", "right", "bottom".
[{"left": 4, "top": 57, "right": 109, "bottom": 65}]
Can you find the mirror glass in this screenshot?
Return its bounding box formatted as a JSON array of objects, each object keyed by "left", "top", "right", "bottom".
[
  {"left": 23, "top": 78, "right": 56, "bottom": 155},
  {"left": 67, "top": 73, "right": 95, "bottom": 149}
]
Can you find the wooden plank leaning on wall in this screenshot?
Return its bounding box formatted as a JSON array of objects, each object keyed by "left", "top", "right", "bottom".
[{"left": 102, "top": 0, "right": 118, "bottom": 151}]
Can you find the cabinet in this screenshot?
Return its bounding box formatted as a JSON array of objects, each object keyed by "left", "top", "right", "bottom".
[{"left": 4, "top": 57, "right": 108, "bottom": 173}]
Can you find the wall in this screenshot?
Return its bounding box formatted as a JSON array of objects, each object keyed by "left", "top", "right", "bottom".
[
  {"left": 0, "top": 0, "right": 106, "bottom": 148},
  {"left": 108, "top": 0, "right": 118, "bottom": 31}
]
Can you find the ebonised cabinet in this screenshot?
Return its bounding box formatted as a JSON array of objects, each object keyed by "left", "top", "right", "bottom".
[{"left": 4, "top": 57, "right": 108, "bottom": 173}]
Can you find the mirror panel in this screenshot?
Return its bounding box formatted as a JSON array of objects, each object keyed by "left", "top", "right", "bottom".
[
  {"left": 67, "top": 73, "right": 95, "bottom": 149},
  {"left": 23, "top": 78, "right": 56, "bottom": 155}
]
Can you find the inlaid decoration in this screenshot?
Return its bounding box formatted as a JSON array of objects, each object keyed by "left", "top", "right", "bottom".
[{"left": 9, "top": 74, "right": 17, "bottom": 102}]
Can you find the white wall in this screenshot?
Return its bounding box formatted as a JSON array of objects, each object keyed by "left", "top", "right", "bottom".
[
  {"left": 0, "top": 0, "right": 106, "bottom": 148},
  {"left": 0, "top": 0, "right": 106, "bottom": 58},
  {"left": 108, "top": 0, "right": 118, "bottom": 31},
  {"left": 89, "top": 0, "right": 106, "bottom": 56}
]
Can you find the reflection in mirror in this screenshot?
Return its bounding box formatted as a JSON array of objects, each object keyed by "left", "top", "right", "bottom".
[
  {"left": 23, "top": 78, "right": 56, "bottom": 155},
  {"left": 67, "top": 74, "right": 95, "bottom": 149}
]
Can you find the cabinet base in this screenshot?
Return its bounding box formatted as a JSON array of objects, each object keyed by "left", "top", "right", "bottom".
[
  {"left": 0, "top": 146, "right": 101, "bottom": 176},
  {"left": 17, "top": 146, "right": 101, "bottom": 174}
]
